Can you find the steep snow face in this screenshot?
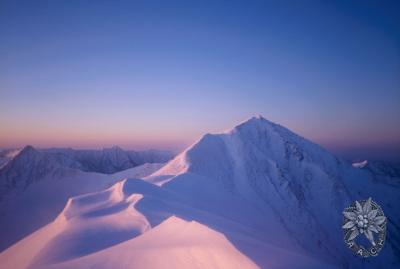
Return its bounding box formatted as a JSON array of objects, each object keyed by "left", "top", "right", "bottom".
[
  {"left": 0, "top": 146, "right": 80, "bottom": 200},
  {"left": 149, "top": 117, "right": 352, "bottom": 265},
  {"left": 147, "top": 116, "right": 399, "bottom": 268},
  {"left": 1, "top": 117, "right": 399, "bottom": 269}
]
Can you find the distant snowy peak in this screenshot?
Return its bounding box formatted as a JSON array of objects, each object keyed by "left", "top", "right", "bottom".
[
  {"left": 352, "top": 160, "right": 368, "bottom": 168},
  {"left": 352, "top": 159, "right": 400, "bottom": 178},
  {"left": 0, "top": 145, "right": 75, "bottom": 199},
  {"left": 5, "top": 145, "right": 38, "bottom": 164},
  {"left": 1, "top": 116, "right": 399, "bottom": 269},
  {"left": 43, "top": 146, "right": 174, "bottom": 174},
  {"left": 0, "top": 146, "right": 174, "bottom": 175},
  {"left": 0, "top": 145, "right": 174, "bottom": 199}
]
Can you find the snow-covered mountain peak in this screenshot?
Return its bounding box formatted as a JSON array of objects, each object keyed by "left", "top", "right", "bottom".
[
  {"left": 154, "top": 115, "right": 343, "bottom": 182},
  {"left": 20, "top": 145, "right": 36, "bottom": 153},
  {"left": 229, "top": 116, "right": 333, "bottom": 160},
  {"left": 17, "top": 145, "right": 40, "bottom": 159},
  {"left": 234, "top": 115, "right": 274, "bottom": 127},
  {"left": 144, "top": 117, "right": 399, "bottom": 268},
  {"left": 0, "top": 146, "right": 174, "bottom": 202},
  {"left": 352, "top": 160, "right": 368, "bottom": 168},
  {"left": 103, "top": 145, "right": 124, "bottom": 153},
  {"left": 1, "top": 117, "right": 399, "bottom": 268},
  {"left": 221, "top": 115, "right": 274, "bottom": 135},
  {"left": 147, "top": 116, "right": 355, "bottom": 264}
]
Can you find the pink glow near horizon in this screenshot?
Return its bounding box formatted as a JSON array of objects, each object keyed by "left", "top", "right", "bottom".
[
  {"left": 1, "top": 0, "right": 399, "bottom": 162},
  {"left": 1, "top": 115, "right": 399, "bottom": 162}
]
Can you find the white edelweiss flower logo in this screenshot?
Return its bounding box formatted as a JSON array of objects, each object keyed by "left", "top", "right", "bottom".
[
  {"left": 342, "top": 197, "right": 387, "bottom": 257},
  {"left": 343, "top": 197, "right": 385, "bottom": 245}
]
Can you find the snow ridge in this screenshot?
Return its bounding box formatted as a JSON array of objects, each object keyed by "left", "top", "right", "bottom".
[{"left": 0, "top": 116, "right": 399, "bottom": 269}]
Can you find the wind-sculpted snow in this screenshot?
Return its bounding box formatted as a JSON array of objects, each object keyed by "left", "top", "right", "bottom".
[
  {"left": 0, "top": 144, "right": 172, "bottom": 250},
  {"left": 0, "top": 117, "right": 399, "bottom": 269},
  {"left": 0, "top": 177, "right": 334, "bottom": 269},
  {"left": 148, "top": 117, "right": 399, "bottom": 268},
  {"left": 0, "top": 162, "right": 165, "bottom": 251}
]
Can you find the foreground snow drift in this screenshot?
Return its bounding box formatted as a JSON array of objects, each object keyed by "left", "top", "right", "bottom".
[
  {"left": 0, "top": 178, "right": 335, "bottom": 269},
  {"left": 0, "top": 163, "right": 164, "bottom": 251},
  {"left": 1, "top": 117, "right": 399, "bottom": 269}
]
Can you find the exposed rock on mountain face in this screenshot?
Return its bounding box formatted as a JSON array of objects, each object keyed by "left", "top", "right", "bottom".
[
  {"left": 0, "top": 146, "right": 76, "bottom": 199},
  {"left": 0, "top": 117, "right": 399, "bottom": 269},
  {"left": 40, "top": 146, "right": 174, "bottom": 174}
]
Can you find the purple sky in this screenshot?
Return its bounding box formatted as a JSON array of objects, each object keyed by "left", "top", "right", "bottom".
[{"left": 1, "top": 1, "right": 399, "bottom": 161}]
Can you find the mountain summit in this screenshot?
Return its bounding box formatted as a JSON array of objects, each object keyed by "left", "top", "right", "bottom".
[
  {"left": 151, "top": 116, "right": 353, "bottom": 263},
  {"left": 0, "top": 117, "right": 399, "bottom": 269}
]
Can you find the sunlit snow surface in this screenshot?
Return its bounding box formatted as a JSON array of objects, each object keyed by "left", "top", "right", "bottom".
[{"left": 0, "top": 117, "right": 399, "bottom": 269}]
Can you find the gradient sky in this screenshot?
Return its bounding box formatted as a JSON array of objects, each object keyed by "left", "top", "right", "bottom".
[{"left": 0, "top": 1, "right": 399, "bottom": 161}]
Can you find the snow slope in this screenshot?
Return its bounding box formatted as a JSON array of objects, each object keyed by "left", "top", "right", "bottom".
[
  {"left": 0, "top": 144, "right": 173, "bottom": 249},
  {"left": 0, "top": 145, "right": 173, "bottom": 200},
  {"left": 0, "top": 177, "right": 334, "bottom": 269},
  {"left": 1, "top": 116, "right": 399, "bottom": 269},
  {"left": 0, "top": 162, "right": 164, "bottom": 251},
  {"left": 0, "top": 148, "right": 21, "bottom": 169}
]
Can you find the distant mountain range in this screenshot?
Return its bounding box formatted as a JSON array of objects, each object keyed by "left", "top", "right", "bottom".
[
  {"left": 0, "top": 146, "right": 174, "bottom": 251},
  {"left": 0, "top": 117, "right": 399, "bottom": 269},
  {"left": 0, "top": 146, "right": 174, "bottom": 198},
  {"left": 0, "top": 145, "right": 174, "bottom": 174}
]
